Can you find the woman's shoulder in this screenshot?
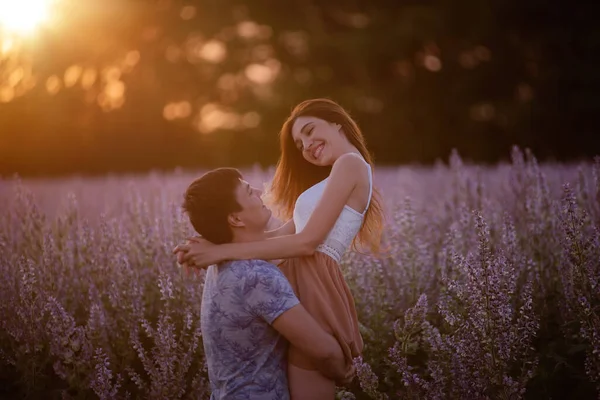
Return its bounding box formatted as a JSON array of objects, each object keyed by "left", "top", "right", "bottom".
[
  {"left": 329, "top": 153, "right": 371, "bottom": 182},
  {"left": 333, "top": 152, "right": 370, "bottom": 170}
]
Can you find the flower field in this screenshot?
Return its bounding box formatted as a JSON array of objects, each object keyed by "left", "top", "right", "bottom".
[{"left": 0, "top": 148, "right": 598, "bottom": 399}]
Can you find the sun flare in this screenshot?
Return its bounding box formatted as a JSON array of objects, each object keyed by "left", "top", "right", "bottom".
[{"left": 0, "top": 0, "right": 57, "bottom": 35}]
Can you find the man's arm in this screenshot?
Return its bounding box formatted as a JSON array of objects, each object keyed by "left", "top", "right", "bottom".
[
  {"left": 271, "top": 304, "right": 347, "bottom": 381},
  {"left": 243, "top": 260, "right": 352, "bottom": 382}
]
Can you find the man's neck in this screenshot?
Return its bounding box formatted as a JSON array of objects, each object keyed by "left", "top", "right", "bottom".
[{"left": 231, "top": 229, "right": 267, "bottom": 244}]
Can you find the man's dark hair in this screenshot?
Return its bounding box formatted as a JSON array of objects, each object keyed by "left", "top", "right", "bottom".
[{"left": 182, "top": 168, "right": 243, "bottom": 244}]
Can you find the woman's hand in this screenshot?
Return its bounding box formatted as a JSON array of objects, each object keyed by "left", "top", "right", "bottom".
[{"left": 173, "top": 237, "right": 223, "bottom": 269}]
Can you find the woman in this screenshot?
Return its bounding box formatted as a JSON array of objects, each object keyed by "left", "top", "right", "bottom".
[{"left": 177, "top": 98, "right": 385, "bottom": 399}]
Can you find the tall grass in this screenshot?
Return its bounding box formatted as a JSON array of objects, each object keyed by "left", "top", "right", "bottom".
[{"left": 0, "top": 148, "right": 598, "bottom": 399}]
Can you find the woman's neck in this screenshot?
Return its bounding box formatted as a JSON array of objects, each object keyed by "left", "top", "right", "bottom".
[{"left": 334, "top": 143, "right": 361, "bottom": 160}]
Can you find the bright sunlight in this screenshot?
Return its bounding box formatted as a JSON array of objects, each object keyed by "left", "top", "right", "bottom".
[{"left": 0, "top": 0, "right": 57, "bottom": 34}]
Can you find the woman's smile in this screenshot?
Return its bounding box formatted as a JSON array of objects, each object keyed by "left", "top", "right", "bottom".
[{"left": 311, "top": 142, "right": 325, "bottom": 160}]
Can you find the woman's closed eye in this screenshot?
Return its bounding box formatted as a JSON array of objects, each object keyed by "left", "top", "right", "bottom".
[{"left": 296, "top": 127, "right": 314, "bottom": 151}]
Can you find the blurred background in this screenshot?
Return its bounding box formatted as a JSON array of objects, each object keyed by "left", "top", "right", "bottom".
[{"left": 0, "top": 0, "right": 598, "bottom": 177}]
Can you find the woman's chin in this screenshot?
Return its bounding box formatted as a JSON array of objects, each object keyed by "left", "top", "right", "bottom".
[{"left": 305, "top": 157, "right": 324, "bottom": 167}]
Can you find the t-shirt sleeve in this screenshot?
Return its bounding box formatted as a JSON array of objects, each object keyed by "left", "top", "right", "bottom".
[{"left": 244, "top": 260, "right": 300, "bottom": 325}]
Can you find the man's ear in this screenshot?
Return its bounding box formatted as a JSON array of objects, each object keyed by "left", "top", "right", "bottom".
[{"left": 227, "top": 212, "right": 245, "bottom": 228}]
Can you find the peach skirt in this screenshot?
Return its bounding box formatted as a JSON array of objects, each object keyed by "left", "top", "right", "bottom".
[{"left": 278, "top": 251, "right": 364, "bottom": 370}]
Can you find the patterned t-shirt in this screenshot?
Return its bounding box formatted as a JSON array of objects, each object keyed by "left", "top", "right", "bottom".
[{"left": 201, "top": 259, "right": 300, "bottom": 400}]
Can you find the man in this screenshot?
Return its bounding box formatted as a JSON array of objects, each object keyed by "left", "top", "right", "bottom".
[{"left": 175, "top": 168, "right": 352, "bottom": 399}]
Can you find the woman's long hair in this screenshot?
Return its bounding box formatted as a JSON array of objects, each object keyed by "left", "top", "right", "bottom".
[{"left": 268, "top": 98, "right": 385, "bottom": 253}]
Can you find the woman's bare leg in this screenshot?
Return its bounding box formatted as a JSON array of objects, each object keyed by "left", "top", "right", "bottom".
[{"left": 288, "top": 363, "right": 336, "bottom": 400}]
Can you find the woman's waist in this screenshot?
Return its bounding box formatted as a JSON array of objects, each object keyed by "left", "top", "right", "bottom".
[
  {"left": 278, "top": 247, "right": 342, "bottom": 269},
  {"left": 314, "top": 243, "right": 344, "bottom": 263},
  {"left": 317, "top": 235, "right": 355, "bottom": 262}
]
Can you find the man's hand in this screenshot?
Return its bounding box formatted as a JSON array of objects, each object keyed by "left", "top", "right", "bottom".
[{"left": 336, "top": 363, "right": 356, "bottom": 387}]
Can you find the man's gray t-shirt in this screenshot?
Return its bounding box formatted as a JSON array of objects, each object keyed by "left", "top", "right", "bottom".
[{"left": 201, "top": 259, "right": 300, "bottom": 400}]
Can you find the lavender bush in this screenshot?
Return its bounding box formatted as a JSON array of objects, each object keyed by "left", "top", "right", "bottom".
[{"left": 0, "top": 148, "right": 598, "bottom": 399}]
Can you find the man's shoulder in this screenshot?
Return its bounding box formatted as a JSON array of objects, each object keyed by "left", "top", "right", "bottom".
[
  {"left": 213, "top": 259, "right": 283, "bottom": 287},
  {"left": 224, "top": 259, "right": 293, "bottom": 295},
  {"left": 226, "top": 259, "right": 282, "bottom": 275}
]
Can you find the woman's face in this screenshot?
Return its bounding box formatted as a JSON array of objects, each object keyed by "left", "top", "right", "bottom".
[{"left": 290, "top": 116, "right": 343, "bottom": 166}]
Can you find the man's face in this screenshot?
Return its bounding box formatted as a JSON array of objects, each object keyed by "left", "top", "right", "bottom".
[{"left": 231, "top": 179, "right": 272, "bottom": 231}]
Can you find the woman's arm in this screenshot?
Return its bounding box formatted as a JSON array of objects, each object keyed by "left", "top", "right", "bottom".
[{"left": 181, "top": 154, "right": 367, "bottom": 266}]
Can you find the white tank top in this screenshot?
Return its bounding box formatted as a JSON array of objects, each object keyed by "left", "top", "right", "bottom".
[{"left": 293, "top": 154, "right": 373, "bottom": 262}]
